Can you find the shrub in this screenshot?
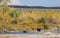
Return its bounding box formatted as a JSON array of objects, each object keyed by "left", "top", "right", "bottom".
[
  {"left": 37, "top": 18, "right": 45, "bottom": 23},
  {"left": 42, "top": 24, "right": 48, "bottom": 30}
]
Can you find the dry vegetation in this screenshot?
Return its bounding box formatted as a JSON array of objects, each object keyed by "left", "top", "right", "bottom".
[
  {"left": 0, "top": 5, "right": 60, "bottom": 33},
  {"left": 0, "top": 0, "right": 60, "bottom": 33}
]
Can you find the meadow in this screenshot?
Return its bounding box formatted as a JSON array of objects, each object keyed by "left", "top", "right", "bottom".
[{"left": 0, "top": 6, "right": 60, "bottom": 33}]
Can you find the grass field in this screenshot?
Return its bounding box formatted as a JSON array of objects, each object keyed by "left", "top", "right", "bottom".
[{"left": 0, "top": 6, "right": 60, "bottom": 33}]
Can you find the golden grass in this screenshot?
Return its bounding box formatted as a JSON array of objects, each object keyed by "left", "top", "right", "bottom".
[{"left": 0, "top": 6, "right": 60, "bottom": 32}]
